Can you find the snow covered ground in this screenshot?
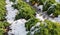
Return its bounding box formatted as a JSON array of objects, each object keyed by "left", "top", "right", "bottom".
[
  {"left": 55, "top": 0, "right": 60, "bottom": 3},
  {"left": 5, "top": 0, "right": 27, "bottom": 35},
  {"left": 5, "top": 0, "right": 18, "bottom": 23},
  {"left": 8, "top": 19, "right": 27, "bottom": 35},
  {"left": 5, "top": 0, "right": 60, "bottom": 35}
]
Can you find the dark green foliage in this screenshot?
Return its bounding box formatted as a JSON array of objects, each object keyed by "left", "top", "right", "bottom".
[
  {"left": 30, "top": 0, "right": 45, "bottom": 5},
  {"left": 34, "top": 20, "right": 60, "bottom": 35},
  {"left": 25, "top": 18, "right": 39, "bottom": 31},
  {"left": 46, "top": 3, "right": 60, "bottom": 17},
  {"left": 10, "top": 0, "right": 15, "bottom": 2},
  {"left": 47, "top": 5, "right": 56, "bottom": 15},
  {"left": 13, "top": 0, "right": 36, "bottom": 20},
  {"left": 43, "top": 0, "right": 56, "bottom": 11},
  {"left": 0, "top": 0, "right": 6, "bottom": 21},
  {"left": 0, "top": 0, "right": 10, "bottom": 35},
  {"left": 43, "top": 0, "right": 60, "bottom": 17},
  {"left": 30, "top": 0, "right": 39, "bottom": 3},
  {"left": 0, "top": 21, "right": 10, "bottom": 28},
  {"left": 0, "top": 21, "right": 10, "bottom": 35},
  {"left": 43, "top": 0, "right": 54, "bottom": 11},
  {"left": 38, "top": 0, "right": 46, "bottom": 5},
  {"left": 25, "top": 19, "right": 60, "bottom": 35},
  {"left": 53, "top": 4, "right": 60, "bottom": 17}
]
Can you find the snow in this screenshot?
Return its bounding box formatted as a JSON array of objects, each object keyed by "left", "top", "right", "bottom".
[
  {"left": 26, "top": 0, "right": 29, "bottom": 2},
  {"left": 5, "top": 0, "right": 27, "bottom": 35},
  {"left": 31, "top": 22, "right": 40, "bottom": 31},
  {"left": 55, "top": 0, "right": 60, "bottom": 3},
  {"left": 54, "top": 15, "right": 60, "bottom": 23},
  {"left": 37, "top": 5, "right": 43, "bottom": 11},
  {"left": 30, "top": 22, "right": 40, "bottom": 35},
  {"left": 5, "top": 0, "right": 60, "bottom": 35},
  {"left": 8, "top": 19, "right": 27, "bottom": 35},
  {"left": 36, "top": 22, "right": 40, "bottom": 26},
  {"left": 36, "top": 14, "right": 45, "bottom": 21},
  {"left": 35, "top": 5, "right": 60, "bottom": 23},
  {"left": 5, "top": 0, "right": 18, "bottom": 23}
]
